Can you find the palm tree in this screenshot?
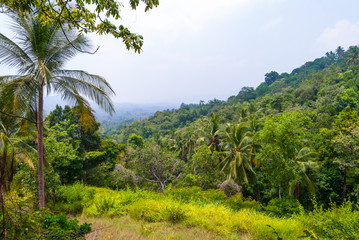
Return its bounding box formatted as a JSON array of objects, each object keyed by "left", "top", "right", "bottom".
[
  {"left": 288, "top": 147, "right": 318, "bottom": 199},
  {"left": 175, "top": 125, "right": 198, "bottom": 162},
  {"left": 0, "top": 115, "right": 35, "bottom": 238},
  {"left": 219, "top": 123, "right": 256, "bottom": 186},
  {"left": 196, "top": 113, "right": 221, "bottom": 152},
  {"left": 0, "top": 12, "right": 115, "bottom": 208}
]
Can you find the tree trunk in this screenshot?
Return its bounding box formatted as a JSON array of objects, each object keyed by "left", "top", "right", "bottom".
[
  {"left": 294, "top": 182, "right": 301, "bottom": 200},
  {"left": 37, "top": 87, "right": 45, "bottom": 209},
  {"left": 0, "top": 150, "right": 7, "bottom": 239},
  {"left": 278, "top": 184, "right": 282, "bottom": 199},
  {"left": 343, "top": 169, "right": 347, "bottom": 199}
]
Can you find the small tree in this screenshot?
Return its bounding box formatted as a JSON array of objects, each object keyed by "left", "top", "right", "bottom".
[
  {"left": 190, "top": 146, "right": 225, "bottom": 189},
  {"left": 129, "top": 143, "right": 183, "bottom": 191},
  {"left": 333, "top": 127, "right": 359, "bottom": 199}
]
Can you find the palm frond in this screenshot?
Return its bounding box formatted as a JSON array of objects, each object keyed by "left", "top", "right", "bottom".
[
  {"left": 0, "top": 33, "right": 32, "bottom": 71},
  {"left": 53, "top": 70, "right": 115, "bottom": 113}
]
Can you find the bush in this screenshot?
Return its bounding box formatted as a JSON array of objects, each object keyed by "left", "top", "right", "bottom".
[
  {"left": 265, "top": 197, "right": 303, "bottom": 217},
  {"left": 82, "top": 188, "right": 161, "bottom": 217},
  {"left": 40, "top": 213, "right": 91, "bottom": 239},
  {"left": 108, "top": 164, "right": 138, "bottom": 190},
  {"left": 13, "top": 163, "right": 61, "bottom": 200},
  {"left": 224, "top": 194, "right": 262, "bottom": 212},
  {"left": 95, "top": 197, "right": 116, "bottom": 214},
  {"left": 124, "top": 199, "right": 167, "bottom": 222},
  {"left": 164, "top": 203, "right": 187, "bottom": 223},
  {"left": 2, "top": 200, "right": 91, "bottom": 240},
  {"left": 298, "top": 200, "right": 359, "bottom": 239},
  {"left": 176, "top": 174, "right": 202, "bottom": 188},
  {"left": 219, "top": 180, "right": 241, "bottom": 197},
  {"left": 53, "top": 183, "right": 95, "bottom": 213}
]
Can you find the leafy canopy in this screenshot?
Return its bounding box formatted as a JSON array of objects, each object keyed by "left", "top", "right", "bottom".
[{"left": 0, "top": 0, "right": 159, "bottom": 53}]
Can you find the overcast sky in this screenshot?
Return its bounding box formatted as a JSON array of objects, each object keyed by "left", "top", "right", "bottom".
[{"left": 1, "top": 0, "right": 359, "bottom": 104}]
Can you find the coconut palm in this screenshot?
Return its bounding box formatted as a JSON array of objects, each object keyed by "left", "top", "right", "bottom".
[
  {"left": 196, "top": 113, "right": 221, "bottom": 152},
  {"left": 0, "top": 12, "right": 115, "bottom": 208},
  {"left": 219, "top": 123, "right": 256, "bottom": 186},
  {"left": 288, "top": 147, "right": 318, "bottom": 199},
  {"left": 175, "top": 125, "right": 198, "bottom": 162}
]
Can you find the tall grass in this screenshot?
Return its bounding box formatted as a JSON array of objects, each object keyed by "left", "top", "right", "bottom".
[{"left": 53, "top": 185, "right": 359, "bottom": 239}]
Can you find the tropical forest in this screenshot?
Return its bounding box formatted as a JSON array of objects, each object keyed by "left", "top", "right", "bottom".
[{"left": 1, "top": 1, "right": 359, "bottom": 239}]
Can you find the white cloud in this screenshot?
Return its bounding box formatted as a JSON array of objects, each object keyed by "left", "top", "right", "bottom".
[{"left": 316, "top": 20, "right": 359, "bottom": 52}]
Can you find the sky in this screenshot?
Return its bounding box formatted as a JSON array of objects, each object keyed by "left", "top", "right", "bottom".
[{"left": 1, "top": 0, "right": 359, "bottom": 105}]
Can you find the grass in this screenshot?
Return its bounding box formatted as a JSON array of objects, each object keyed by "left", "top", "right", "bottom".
[
  {"left": 80, "top": 216, "right": 248, "bottom": 240},
  {"left": 55, "top": 185, "right": 359, "bottom": 240}
]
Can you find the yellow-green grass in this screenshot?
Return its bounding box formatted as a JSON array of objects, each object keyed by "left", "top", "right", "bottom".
[
  {"left": 55, "top": 185, "right": 359, "bottom": 239},
  {"left": 76, "top": 187, "right": 305, "bottom": 239},
  {"left": 80, "top": 216, "right": 248, "bottom": 240}
]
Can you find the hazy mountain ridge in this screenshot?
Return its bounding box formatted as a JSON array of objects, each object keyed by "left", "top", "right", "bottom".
[{"left": 44, "top": 95, "right": 178, "bottom": 130}]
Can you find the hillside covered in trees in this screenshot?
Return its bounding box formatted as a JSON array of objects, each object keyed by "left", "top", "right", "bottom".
[{"left": 102, "top": 46, "right": 359, "bottom": 208}]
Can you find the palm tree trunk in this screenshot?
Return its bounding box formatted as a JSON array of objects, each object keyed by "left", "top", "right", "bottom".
[
  {"left": 37, "top": 87, "right": 45, "bottom": 209},
  {"left": 1, "top": 150, "right": 7, "bottom": 239}
]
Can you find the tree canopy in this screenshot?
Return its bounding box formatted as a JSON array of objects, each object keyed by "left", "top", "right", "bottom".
[{"left": 0, "top": 0, "right": 159, "bottom": 53}]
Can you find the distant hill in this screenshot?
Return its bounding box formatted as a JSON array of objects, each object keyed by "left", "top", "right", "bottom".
[{"left": 43, "top": 95, "right": 178, "bottom": 131}]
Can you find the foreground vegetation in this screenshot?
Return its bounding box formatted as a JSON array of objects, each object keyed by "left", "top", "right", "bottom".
[{"left": 4, "top": 183, "right": 359, "bottom": 239}]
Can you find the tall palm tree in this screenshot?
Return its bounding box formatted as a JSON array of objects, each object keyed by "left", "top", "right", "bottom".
[
  {"left": 0, "top": 11, "right": 115, "bottom": 208},
  {"left": 219, "top": 123, "right": 256, "bottom": 186},
  {"left": 175, "top": 125, "right": 198, "bottom": 162}
]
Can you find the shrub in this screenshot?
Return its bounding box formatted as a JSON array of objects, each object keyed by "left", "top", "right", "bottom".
[
  {"left": 265, "top": 197, "right": 302, "bottom": 217},
  {"left": 82, "top": 188, "right": 161, "bottom": 217},
  {"left": 176, "top": 174, "right": 201, "bottom": 188},
  {"left": 108, "top": 164, "right": 138, "bottom": 190},
  {"left": 224, "top": 194, "right": 262, "bottom": 212},
  {"left": 124, "top": 199, "right": 167, "bottom": 222},
  {"left": 298, "top": 200, "right": 359, "bottom": 239},
  {"left": 53, "top": 183, "right": 95, "bottom": 213},
  {"left": 164, "top": 203, "right": 187, "bottom": 223},
  {"left": 2, "top": 201, "right": 91, "bottom": 240},
  {"left": 40, "top": 213, "right": 91, "bottom": 239},
  {"left": 95, "top": 197, "right": 116, "bottom": 214},
  {"left": 219, "top": 180, "right": 241, "bottom": 197}
]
